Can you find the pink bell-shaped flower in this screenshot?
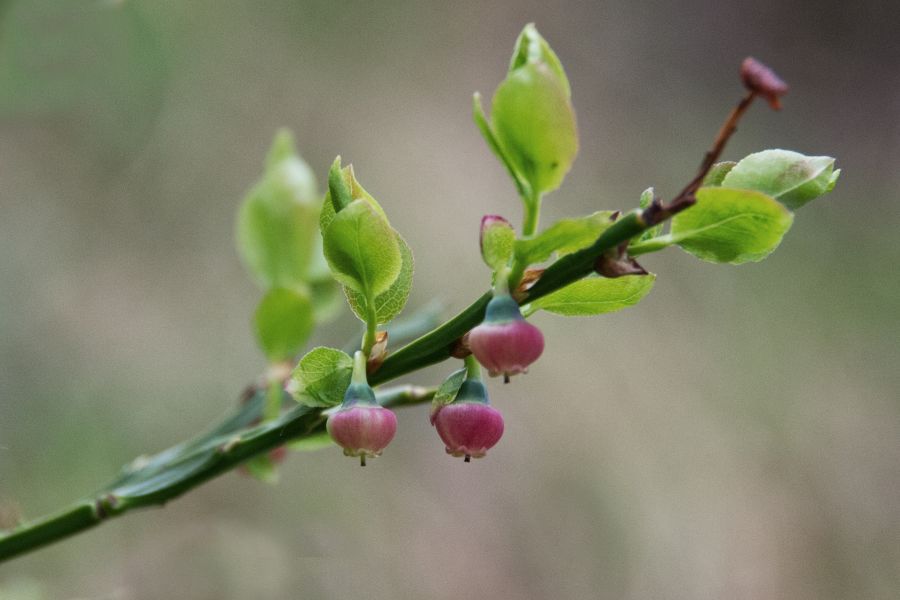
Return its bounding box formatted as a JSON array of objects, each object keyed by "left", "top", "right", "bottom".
[
  {"left": 327, "top": 352, "right": 398, "bottom": 466},
  {"left": 469, "top": 294, "right": 544, "bottom": 381},
  {"left": 431, "top": 373, "right": 504, "bottom": 461}
]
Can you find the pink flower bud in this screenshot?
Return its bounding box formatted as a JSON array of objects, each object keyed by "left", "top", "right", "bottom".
[
  {"left": 469, "top": 295, "right": 544, "bottom": 380},
  {"left": 327, "top": 383, "right": 398, "bottom": 466},
  {"left": 740, "top": 57, "right": 788, "bottom": 110},
  {"left": 480, "top": 214, "right": 513, "bottom": 253},
  {"left": 431, "top": 381, "right": 504, "bottom": 461}
]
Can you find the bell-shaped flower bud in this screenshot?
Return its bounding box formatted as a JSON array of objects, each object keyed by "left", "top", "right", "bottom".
[
  {"left": 326, "top": 352, "right": 398, "bottom": 466},
  {"left": 431, "top": 377, "right": 504, "bottom": 461},
  {"left": 469, "top": 294, "right": 544, "bottom": 380}
]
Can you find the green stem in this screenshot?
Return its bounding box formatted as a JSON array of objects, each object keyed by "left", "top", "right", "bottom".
[
  {"left": 351, "top": 350, "right": 368, "bottom": 385},
  {"left": 362, "top": 292, "right": 378, "bottom": 356},
  {"left": 522, "top": 191, "right": 542, "bottom": 237},
  {"left": 464, "top": 355, "right": 482, "bottom": 380},
  {"left": 263, "top": 377, "right": 282, "bottom": 422}
]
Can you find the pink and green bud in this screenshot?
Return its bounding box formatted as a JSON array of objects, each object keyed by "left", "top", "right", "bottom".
[
  {"left": 480, "top": 215, "right": 515, "bottom": 272},
  {"left": 431, "top": 380, "right": 504, "bottom": 461},
  {"left": 469, "top": 294, "right": 544, "bottom": 381}
]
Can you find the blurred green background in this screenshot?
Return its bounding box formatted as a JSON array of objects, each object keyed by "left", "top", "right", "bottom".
[{"left": 1, "top": 0, "right": 898, "bottom": 598}]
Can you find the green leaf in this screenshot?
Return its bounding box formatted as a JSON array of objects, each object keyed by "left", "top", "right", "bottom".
[
  {"left": 288, "top": 432, "right": 334, "bottom": 452},
  {"left": 508, "top": 24, "right": 571, "bottom": 98},
  {"left": 491, "top": 62, "right": 578, "bottom": 195},
  {"left": 703, "top": 161, "right": 737, "bottom": 186},
  {"left": 529, "top": 274, "right": 655, "bottom": 316},
  {"left": 241, "top": 455, "right": 279, "bottom": 484},
  {"left": 432, "top": 368, "right": 467, "bottom": 413},
  {"left": 481, "top": 217, "right": 516, "bottom": 271},
  {"left": 638, "top": 188, "right": 663, "bottom": 241},
  {"left": 323, "top": 199, "right": 402, "bottom": 298},
  {"left": 236, "top": 132, "right": 320, "bottom": 290},
  {"left": 344, "top": 233, "right": 414, "bottom": 324},
  {"left": 473, "top": 93, "right": 530, "bottom": 198},
  {"left": 319, "top": 164, "right": 385, "bottom": 235},
  {"left": 291, "top": 347, "right": 353, "bottom": 408},
  {"left": 254, "top": 288, "right": 314, "bottom": 362},
  {"left": 722, "top": 150, "right": 840, "bottom": 209},
  {"left": 515, "top": 211, "right": 616, "bottom": 265},
  {"left": 671, "top": 187, "right": 794, "bottom": 264}
]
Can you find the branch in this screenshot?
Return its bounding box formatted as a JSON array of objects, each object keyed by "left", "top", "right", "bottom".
[{"left": 0, "top": 58, "right": 784, "bottom": 563}]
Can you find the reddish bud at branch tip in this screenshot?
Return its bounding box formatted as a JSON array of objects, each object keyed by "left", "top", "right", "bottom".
[{"left": 741, "top": 57, "right": 788, "bottom": 110}]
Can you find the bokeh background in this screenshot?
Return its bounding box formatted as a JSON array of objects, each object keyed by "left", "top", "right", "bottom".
[{"left": 1, "top": 1, "right": 898, "bottom": 598}]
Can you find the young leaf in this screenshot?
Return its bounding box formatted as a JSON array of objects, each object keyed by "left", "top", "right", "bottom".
[
  {"left": 323, "top": 199, "right": 402, "bottom": 298},
  {"left": 528, "top": 274, "right": 655, "bottom": 316},
  {"left": 703, "top": 161, "right": 737, "bottom": 186},
  {"left": 288, "top": 432, "right": 334, "bottom": 452},
  {"left": 254, "top": 288, "right": 314, "bottom": 362},
  {"left": 241, "top": 455, "right": 279, "bottom": 484},
  {"left": 343, "top": 233, "right": 414, "bottom": 324},
  {"left": 491, "top": 61, "right": 578, "bottom": 195},
  {"left": 722, "top": 149, "right": 840, "bottom": 209},
  {"left": 430, "top": 368, "right": 467, "bottom": 423},
  {"left": 508, "top": 24, "right": 571, "bottom": 98},
  {"left": 671, "top": 187, "right": 794, "bottom": 264},
  {"left": 515, "top": 211, "right": 616, "bottom": 265},
  {"left": 638, "top": 188, "right": 663, "bottom": 241},
  {"left": 319, "top": 163, "right": 386, "bottom": 235},
  {"left": 481, "top": 215, "right": 516, "bottom": 271},
  {"left": 291, "top": 347, "right": 353, "bottom": 408},
  {"left": 473, "top": 93, "right": 530, "bottom": 199},
  {"left": 236, "top": 133, "right": 321, "bottom": 290}
]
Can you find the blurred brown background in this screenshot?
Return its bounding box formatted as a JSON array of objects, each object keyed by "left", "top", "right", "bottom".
[{"left": 1, "top": 1, "right": 898, "bottom": 598}]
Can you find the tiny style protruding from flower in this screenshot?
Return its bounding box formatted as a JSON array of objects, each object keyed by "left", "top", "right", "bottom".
[
  {"left": 469, "top": 293, "right": 544, "bottom": 382},
  {"left": 431, "top": 359, "right": 504, "bottom": 462},
  {"left": 326, "top": 351, "right": 397, "bottom": 466},
  {"left": 740, "top": 57, "right": 788, "bottom": 110}
]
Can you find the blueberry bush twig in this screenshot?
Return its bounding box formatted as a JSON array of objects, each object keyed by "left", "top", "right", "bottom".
[{"left": 0, "top": 26, "right": 839, "bottom": 563}]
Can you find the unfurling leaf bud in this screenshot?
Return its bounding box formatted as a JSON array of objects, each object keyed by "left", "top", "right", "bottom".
[
  {"left": 431, "top": 380, "right": 504, "bottom": 461},
  {"left": 740, "top": 57, "right": 788, "bottom": 110},
  {"left": 469, "top": 294, "right": 544, "bottom": 380}
]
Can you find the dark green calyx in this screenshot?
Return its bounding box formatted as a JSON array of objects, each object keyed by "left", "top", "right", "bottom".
[
  {"left": 341, "top": 382, "right": 378, "bottom": 408},
  {"left": 454, "top": 380, "right": 490, "bottom": 405},
  {"left": 483, "top": 294, "right": 524, "bottom": 324}
]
